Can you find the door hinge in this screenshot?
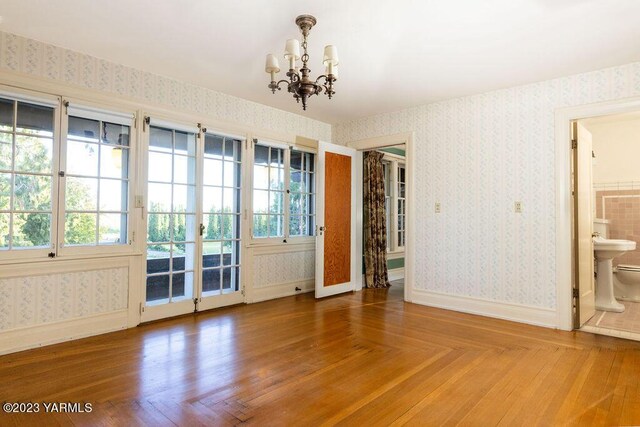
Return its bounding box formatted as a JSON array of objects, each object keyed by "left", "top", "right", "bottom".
[
  {"left": 139, "top": 302, "right": 145, "bottom": 314},
  {"left": 241, "top": 287, "right": 246, "bottom": 296},
  {"left": 571, "top": 139, "right": 577, "bottom": 149},
  {"left": 199, "top": 223, "right": 205, "bottom": 236},
  {"left": 143, "top": 116, "right": 150, "bottom": 132},
  {"left": 572, "top": 288, "right": 579, "bottom": 298},
  {"left": 48, "top": 252, "right": 56, "bottom": 258},
  {"left": 63, "top": 100, "right": 69, "bottom": 115},
  {"left": 58, "top": 171, "right": 65, "bottom": 177}
]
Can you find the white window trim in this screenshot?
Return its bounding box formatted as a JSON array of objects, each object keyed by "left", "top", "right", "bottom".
[
  {"left": 381, "top": 153, "right": 406, "bottom": 255},
  {"left": 57, "top": 99, "right": 138, "bottom": 258},
  {"left": 248, "top": 138, "right": 316, "bottom": 246}
]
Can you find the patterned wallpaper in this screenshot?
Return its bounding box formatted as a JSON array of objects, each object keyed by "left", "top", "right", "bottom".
[
  {"left": 252, "top": 250, "right": 315, "bottom": 289},
  {"left": 0, "top": 31, "right": 331, "bottom": 142},
  {"left": 334, "top": 62, "right": 640, "bottom": 310},
  {"left": 0, "top": 267, "right": 128, "bottom": 331}
]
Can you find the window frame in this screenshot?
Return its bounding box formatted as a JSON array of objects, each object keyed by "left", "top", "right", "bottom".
[
  {"left": 380, "top": 152, "right": 405, "bottom": 254},
  {"left": 249, "top": 138, "right": 316, "bottom": 245},
  {"left": 0, "top": 86, "right": 61, "bottom": 261},
  {"left": 57, "top": 99, "right": 137, "bottom": 258}
]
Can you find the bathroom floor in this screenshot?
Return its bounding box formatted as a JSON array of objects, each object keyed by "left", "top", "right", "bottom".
[{"left": 584, "top": 301, "right": 640, "bottom": 337}]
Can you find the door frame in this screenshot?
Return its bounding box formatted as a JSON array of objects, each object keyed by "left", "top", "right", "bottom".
[
  {"left": 555, "top": 96, "right": 640, "bottom": 331},
  {"left": 347, "top": 132, "right": 415, "bottom": 303}
]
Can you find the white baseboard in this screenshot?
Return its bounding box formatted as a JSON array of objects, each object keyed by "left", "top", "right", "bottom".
[
  {"left": 410, "top": 289, "right": 557, "bottom": 328},
  {"left": 388, "top": 268, "right": 405, "bottom": 282},
  {"left": 0, "top": 310, "right": 128, "bottom": 355},
  {"left": 250, "top": 279, "right": 314, "bottom": 303}
]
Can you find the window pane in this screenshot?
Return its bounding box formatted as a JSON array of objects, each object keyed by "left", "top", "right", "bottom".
[
  {"left": 100, "top": 146, "right": 128, "bottom": 179},
  {"left": 223, "top": 188, "right": 237, "bottom": 213},
  {"left": 147, "top": 244, "right": 171, "bottom": 272},
  {"left": 64, "top": 213, "right": 96, "bottom": 245},
  {"left": 148, "top": 152, "right": 172, "bottom": 182},
  {"left": 253, "top": 165, "right": 269, "bottom": 190},
  {"left": 290, "top": 215, "right": 307, "bottom": 236},
  {"left": 203, "top": 186, "right": 222, "bottom": 213},
  {"left": 13, "top": 213, "right": 50, "bottom": 247},
  {"left": 253, "top": 190, "right": 269, "bottom": 214},
  {"left": 174, "top": 131, "right": 195, "bottom": 156},
  {"left": 0, "top": 173, "right": 10, "bottom": 210},
  {"left": 290, "top": 150, "right": 302, "bottom": 171},
  {"left": 253, "top": 214, "right": 268, "bottom": 238},
  {"left": 203, "top": 242, "right": 221, "bottom": 267},
  {"left": 66, "top": 177, "right": 98, "bottom": 211},
  {"left": 202, "top": 268, "right": 221, "bottom": 293},
  {"left": 304, "top": 153, "right": 314, "bottom": 172},
  {"left": 15, "top": 135, "right": 52, "bottom": 173},
  {"left": 16, "top": 102, "right": 53, "bottom": 136},
  {"left": 102, "top": 122, "right": 130, "bottom": 146},
  {"left": 223, "top": 138, "right": 236, "bottom": 161},
  {"left": 99, "top": 179, "right": 127, "bottom": 211},
  {"left": 254, "top": 144, "right": 269, "bottom": 165},
  {"left": 174, "top": 155, "right": 196, "bottom": 185},
  {"left": 172, "top": 184, "right": 196, "bottom": 213},
  {"left": 222, "top": 267, "right": 238, "bottom": 292},
  {"left": 68, "top": 116, "right": 99, "bottom": 141},
  {"left": 270, "top": 167, "right": 284, "bottom": 191},
  {"left": 269, "top": 214, "right": 283, "bottom": 237},
  {"left": 14, "top": 174, "right": 51, "bottom": 211},
  {"left": 148, "top": 183, "right": 172, "bottom": 212},
  {"left": 204, "top": 214, "right": 222, "bottom": 240},
  {"left": 146, "top": 275, "right": 170, "bottom": 302},
  {"left": 174, "top": 243, "right": 195, "bottom": 271},
  {"left": 99, "top": 213, "right": 126, "bottom": 244},
  {"left": 0, "top": 135, "right": 11, "bottom": 170},
  {"left": 270, "top": 147, "right": 283, "bottom": 167},
  {"left": 172, "top": 214, "right": 195, "bottom": 242},
  {"left": 172, "top": 272, "right": 192, "bottom": 299},
  {"left": 0, "top": 98, "right": 14, "bottom": 131},
  {"left": 0, "top": 213, "right": 9, "bottom": 248},
  {"left": 66, "top": 141, "right": 99, "bottom": 176},
  {"left": 269, "top": 192, "right": 283, "bottom": 214},
  {"left": 147, "top": 214, "right": 170, "bottom": 242},
  {"left": 223, "top": 161, "right": 237, "bottom": 187},
  {"left": 222, "top": 214, "right": 234, "bottom": 240},
  {"left": 204, "top": 134, "right": 223, "bottom": 159},
  {"left": 203, "top": 158, "right": 222, "bottom": 186},
  {"left": 149, "top": 127, "right": 172, "bottom": 152}
]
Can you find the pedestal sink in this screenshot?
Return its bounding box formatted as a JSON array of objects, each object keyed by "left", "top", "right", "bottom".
[{"left": 593, "top": 237, "right": 636, "bottom": 312}]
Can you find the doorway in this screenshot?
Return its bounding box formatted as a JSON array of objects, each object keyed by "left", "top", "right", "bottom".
[
  {"left": 348, "top": 132, "right": 414, "bottom": 302},
  {"left": 572, "top": 111, "right": 640, "bottom": 340}
]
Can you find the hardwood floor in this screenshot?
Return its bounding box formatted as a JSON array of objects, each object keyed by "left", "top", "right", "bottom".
[{"left": 2, "top": 284, "right": 640, "bottom": 426}]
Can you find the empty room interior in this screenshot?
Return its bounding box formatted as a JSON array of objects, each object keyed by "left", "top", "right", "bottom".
[{"left": 2, "top": 1, "right": 640, "bottom": 425}]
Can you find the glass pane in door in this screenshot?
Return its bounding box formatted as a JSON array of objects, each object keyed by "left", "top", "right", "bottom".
[
  {"left": 146, "top": 126, "right": 197, "bottom": 304},
  {"left": 202, "top": 133, "right": 242, "bottom": 295}
]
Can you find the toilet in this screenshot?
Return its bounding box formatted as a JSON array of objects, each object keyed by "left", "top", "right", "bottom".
[{"left": 594, "top": 218, "right": 640, "bottom": 302}]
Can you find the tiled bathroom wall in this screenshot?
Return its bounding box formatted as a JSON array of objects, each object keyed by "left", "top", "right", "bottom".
[{"left": 595, "top": 186, "right": 640, "bottom": 266}]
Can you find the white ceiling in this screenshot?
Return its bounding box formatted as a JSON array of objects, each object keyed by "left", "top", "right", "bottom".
[{"left": 1, "top": 0, "right": 640, "bottom": 124}]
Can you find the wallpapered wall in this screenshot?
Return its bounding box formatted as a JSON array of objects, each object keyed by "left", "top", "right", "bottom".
[
  {"left": 0, "top": 31, "right": 331, "bottom": 142},
  {"left": 0, "top": 267, "right": 128, "bottom": 331},
  {"left": 334, "top": 62, "right": 640, "bottom": 310}
]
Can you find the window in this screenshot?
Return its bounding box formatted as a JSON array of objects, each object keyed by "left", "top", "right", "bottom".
[
  {"left": 380, "top": 154, "right": 405, "bottom": 252},
  {"left": 252, "top": 141, "right": 315, "bottom": 241},
  {"left": 63, "top": 112, "right": 130, "bottom": 246},
  {"left": 0, "top": 97, "right": 55, "bottom": 251},
  {"left": 146, "top": 125, "right": 197, "bottom": 303},
  {"left": 397, "top": 164, "right": 406, "bottom": 248}
]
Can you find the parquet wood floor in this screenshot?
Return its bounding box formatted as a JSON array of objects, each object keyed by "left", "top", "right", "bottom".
[{"left": 1, "top": 283, "right": 640, "bottom": 426}]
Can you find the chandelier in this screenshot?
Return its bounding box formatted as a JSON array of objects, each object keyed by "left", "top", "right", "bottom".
[{"left": 265, "top": 15, "right": 339, "bottom": 111}]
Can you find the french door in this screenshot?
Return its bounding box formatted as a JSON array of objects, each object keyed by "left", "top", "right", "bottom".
[{"left": 142, "top": 119, "right": 244, "bottom": 322}]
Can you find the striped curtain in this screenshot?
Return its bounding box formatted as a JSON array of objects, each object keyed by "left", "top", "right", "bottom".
[{"left": 364, "top": 151, "right": 390, "bottom": 288}]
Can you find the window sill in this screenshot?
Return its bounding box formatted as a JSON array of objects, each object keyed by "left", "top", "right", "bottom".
[{"left": 0, "top": 250, "right": 144, "bottom": 267}]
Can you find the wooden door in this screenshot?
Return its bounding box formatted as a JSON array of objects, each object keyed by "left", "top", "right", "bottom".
[
  {"left": 315, "top": 141, "right": 357, "bottom": 298},
  {"left": 573, "top": 121, "right": 596, "bottom": 327}
]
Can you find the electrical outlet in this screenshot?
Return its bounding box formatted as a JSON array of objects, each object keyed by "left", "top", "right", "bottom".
[
  {"left": 514, "top": 201, "right": 523, "bottom": 213},
  {"left": 435, "top": 202, "right": 441, "bottom": 213}
]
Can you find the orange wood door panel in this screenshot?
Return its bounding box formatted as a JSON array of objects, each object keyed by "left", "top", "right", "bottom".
[{"left": 324, "top": 152, "right": 351, "bottom": 287}]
